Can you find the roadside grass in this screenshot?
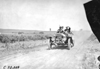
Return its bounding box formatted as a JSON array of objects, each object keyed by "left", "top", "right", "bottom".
[
  {"left": 81, "top": 49, "right": 99, "bottom": 69},
  {"left": 0, "top": 40, "right": 49, "bottom": 59},
  {"left": 80, "top": 34, "right": 100, "bottom": 69},
  {"left": 0, "top": 33, "right": 48, "bottom": 43},
  {"left": 0, "top": 32, "right": 51, "bottom": 50},
  {"left": 0, "top": 32, "right": 51, "bottom": 59}
]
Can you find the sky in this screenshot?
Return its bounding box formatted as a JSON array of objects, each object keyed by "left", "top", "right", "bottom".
[{"left": 0, "top": 0, "right": 91, "bottom": 31}]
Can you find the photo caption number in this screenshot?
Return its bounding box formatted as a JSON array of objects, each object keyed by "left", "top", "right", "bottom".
[{"left": 3, "top": 66, "right": 20, "bottom": 69}]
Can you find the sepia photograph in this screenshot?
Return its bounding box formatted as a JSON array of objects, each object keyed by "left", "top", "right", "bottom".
[{"left": 0, "top": 0, "right": 100, "bottom": 69}]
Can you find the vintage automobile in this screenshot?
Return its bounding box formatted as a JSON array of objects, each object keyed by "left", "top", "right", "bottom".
[{"left": 49, "top": 33, "right": 74, "bottom": 50}]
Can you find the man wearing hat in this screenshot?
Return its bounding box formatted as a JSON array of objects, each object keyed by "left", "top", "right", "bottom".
[
  {"left": 64, "top": 26, "right": 74, "bottom": 46},
  {"left": 57, "top": 26, "right": 64, "bottom": 33}
]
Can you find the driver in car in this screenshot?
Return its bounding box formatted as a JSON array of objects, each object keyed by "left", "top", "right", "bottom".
[
  {"left": 57, "top": 26, "right": 64, "bottom": 33},
  {"left": 56, "top": 26, "right": 64, "bottom": 41}
]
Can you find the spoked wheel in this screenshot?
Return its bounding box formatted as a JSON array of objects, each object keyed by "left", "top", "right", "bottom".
[
  {"left": 66, "top": 37, "right": 74, "bottom": 50},
  {"left": 48, "top": 37, "right": 53, "bottom": 49},
  {"left": 49, "top": 42, "right": 53, "bottom": 49},
  {"left": 50, "top": 44, "right": 52, "bottom": 49},
  {"left": 68, "top": 39, "right": 74, "bottom": 50},
  {"left": 70, "top": 39, "right": 74, "bottom": 48},
  {"left": 67, "top": 38, "right": 71, "bottom": 50},
  {"left": 49, "top": 41, "right": 58, "bottom": 49}
]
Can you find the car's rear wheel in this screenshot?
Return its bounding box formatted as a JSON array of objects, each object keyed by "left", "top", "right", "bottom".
[{"left": 67, "top": 38, "right": 71, "bottom": 50}]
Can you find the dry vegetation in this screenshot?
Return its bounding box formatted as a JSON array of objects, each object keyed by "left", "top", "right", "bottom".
[
  {"left": 0, "top": 31, "right": 100, "bottom": 69},
  {"left": 0, "top": 31, "right": 50, "bottom": 58},
  {"left": 0, "top": 32, "right": 48, "bottom": 43},
  {"left": 81, "top": 48, "right": 100, "bottom": 69},
  {"left": 80, "top": 34, "right": 100, "bottom": 69}
]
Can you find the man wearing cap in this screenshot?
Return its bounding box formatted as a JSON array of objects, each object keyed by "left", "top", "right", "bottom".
[{"left": 64, "top": 26, "right": 74, "bottom": 46}]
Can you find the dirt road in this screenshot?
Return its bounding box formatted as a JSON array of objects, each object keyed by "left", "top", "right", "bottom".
[{"left": 0, "top": 31, "right": 92, "bottom": 69}]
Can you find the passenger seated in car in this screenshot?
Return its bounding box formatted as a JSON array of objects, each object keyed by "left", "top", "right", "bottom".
[{"left": 64, "top": 26, "right": 74, "bottom": 46}]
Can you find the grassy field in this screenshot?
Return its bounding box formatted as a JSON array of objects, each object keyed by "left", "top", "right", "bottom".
[
  {"left": 0, "top": 29, "right": 100, "bottom": 69},
  {"left": 0, "top": 29, "right": 57, "bottom": 58}
]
